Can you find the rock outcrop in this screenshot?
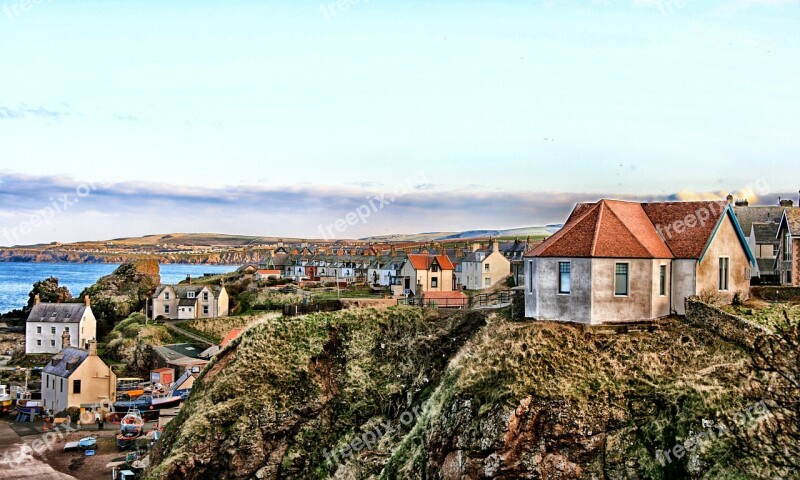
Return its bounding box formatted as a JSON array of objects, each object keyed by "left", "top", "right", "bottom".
[{"left": 80, "top": 260, "right": 160, "bottom": 321}]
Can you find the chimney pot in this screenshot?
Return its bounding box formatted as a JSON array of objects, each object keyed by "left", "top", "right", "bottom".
[{"left": 726, "top": 194, "right": 734, "bottom": 205}]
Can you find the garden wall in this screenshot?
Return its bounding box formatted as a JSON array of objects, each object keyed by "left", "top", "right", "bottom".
[{"left": 684, "top": 297, "right": 773, "bottom": 351}]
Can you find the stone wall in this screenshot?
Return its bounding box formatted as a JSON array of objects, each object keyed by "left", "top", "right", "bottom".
[
  {"left": 751, "top": 286, "right": 800, "bottom": 302},
  {"left": 684, "top": 297, "right": 773, "bottom": 351}
]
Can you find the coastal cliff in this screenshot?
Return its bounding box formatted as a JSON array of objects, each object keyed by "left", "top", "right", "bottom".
[
  {"left": 0, "top": 248, "right": 269, "bottom": 265},
  {"left": 145, "top": 308, "right": 787, "bottom": 479}
]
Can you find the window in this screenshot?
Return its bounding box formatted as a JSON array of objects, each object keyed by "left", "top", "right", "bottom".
[
  {"left": 46, "top": 375, "right": 49, "bottom": 389},
  {"left": 773, "top": 244, "right": 779, "bottom": 258},
  {"left": 203, "top": 292, "right": 209, "bottom": 301},
  {"left": 719, "top": 257, "right": 730, "bottom": 291},
  {"left": 431, "top": 277, "right": 438, "bottom": 288},
  {"left": 786, "top": 233, "right": 793, "bottom": 262},
  {"left": 203, "top": 305, "right": 209, "bottom": 315},
  {"left": 37, "top": 326, "right": 42, "bottom": 334},
  {"left": 615, "top": 263, "right": 629, "bottom": 296},
  {"left": 431, "top": 264, "right": 439, "bottom": 272},
  {"left": 485, "top": 278, "right": 491, "bottom": 287},
  {"left": 165, "top": 292, "right": 170, "bottom": 300},
  {"left": 165, "top": 305, "right": 170, "bottom": 314},
  {"left": 60, "top": 378, "right": 64, "bottom": 393},
  {"left": 659, "top": 265, "right": 667, "bottom": 296},
  {"left": 788, "top": 271, "right": 793, "bottom": 284},
  {"left": 51, "top": 340, "right": 55, "bottom": 347},
  {"left": 37, "top": 339, "right": 42, "bottom": 346},
  {"left": 558, "top": 262, "right": 571, "bottom": 294},
  {"left": 73, "top": 380, "right": 81, "bottom": 394},
  {"left": 51, "top": 327, "right": 56, "bottom": 334},
  {"left": 187, "top": 291, "right": 195, "bottom": 298},
  {"left": 529, "top": 261, "right": 534, "bottom": 294},
  {"left": 484, "top": 264, "right": 490, "bottom": 272},
  {"left": 65, "top": 327, "right": 70, "bottom": 335}
]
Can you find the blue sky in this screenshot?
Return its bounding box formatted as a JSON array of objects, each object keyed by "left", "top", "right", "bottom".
[{"left": 0, "top": 0, "right": 798, "bottom": 244}]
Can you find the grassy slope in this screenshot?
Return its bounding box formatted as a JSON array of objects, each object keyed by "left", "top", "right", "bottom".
[{"left": 147, "top": 311, "right": 764, "bottom": 480}]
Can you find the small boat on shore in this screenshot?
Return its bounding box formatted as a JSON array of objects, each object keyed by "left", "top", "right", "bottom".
[
  {"left": 0, "top": 385, "right": 12, "bottom": 414},
  {"left": 114, "top": 392, "right": 181, "bottom": 412},
  {"left": 117, "top": 409, "right": 145, "bottom": 451},
  {"left": 78, "top": 436, "right": 97, "bottom": 450}
]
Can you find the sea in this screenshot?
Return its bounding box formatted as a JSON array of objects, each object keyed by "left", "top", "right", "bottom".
[{"left": 0, "top": 262, "right": 236, "bottom": 314}]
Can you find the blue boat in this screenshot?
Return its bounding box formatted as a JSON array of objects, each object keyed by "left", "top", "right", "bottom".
[{"left": 78, "top": 437, "right": 97, "bottom": 450}]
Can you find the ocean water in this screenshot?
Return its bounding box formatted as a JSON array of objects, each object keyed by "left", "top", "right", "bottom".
[{"left": 0, "top": 262, "right": 236, "bottom": 314}]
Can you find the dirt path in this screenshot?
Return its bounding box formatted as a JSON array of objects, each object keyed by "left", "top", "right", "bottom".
[{"left": 0, "top": 422, "right": 77, "bottom": 480}]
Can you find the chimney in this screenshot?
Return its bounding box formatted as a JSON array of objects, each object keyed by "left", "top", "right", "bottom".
[
  {"left": 61, "top": 329, "right": 71, "bottom": 349},
  {"left": 734, "top": 199, "right": 749, "bottom": 207},
  {"left": 726, "top": 194, "right": 734, "bottom": 205},
  {"left": 34, "top": 294, "right": 41, "bottom": 305},
  {"left": 88, "top": 340, "right": 98, "bottom": 356},
  {"left": 471, "top": 242, "right": 481, "bottom": 253},
  {"left": 187, "top": 274, "right": 192, "bottom": 285},
  {"left": 84, "top": 295, "right": 91, "bottom": 307},
  {"left": 492, "top": 240, "right": 499, "bottom": 253},
  {"left": 779, "top": 198, "right": 794, "bottom": 207}
]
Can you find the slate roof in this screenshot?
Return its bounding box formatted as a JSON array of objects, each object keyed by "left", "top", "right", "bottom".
[
  {"left": 154, "top": 285, "right": 223, "bottom": 299},
  {"left": 43, "top": 347, "right": 89, "bottom": 378},
  {"left": 27, "top": 303, "right": 88, "bottom": 324},
  {"left": 757, "top": 258, "right": 777, "bottom": 274},
  {"left": 529, "top": 200, "right": 674, "bottom": 259},
  {"left": 752, "top": 222, "right": 780, "bottom": 245},
  {"left": 178, "top": 298, "right": 196, "bottom": 307},
  {"left": 408, "top": 254, "right": 455, "bottom": 270},
  {"left": 733, "top": 206, "right": 787, "bottom": 234},
  {"left": 780, "top": 209, "right": 800, "bottom": 236}
]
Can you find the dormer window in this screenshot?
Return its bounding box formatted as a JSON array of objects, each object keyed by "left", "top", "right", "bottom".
[{"left": 187, "top": 291, "right": 195, "bottom": 299}]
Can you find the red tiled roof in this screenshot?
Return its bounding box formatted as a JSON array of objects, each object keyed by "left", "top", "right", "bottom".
[
  {"left": 641, "top": 201, "right": 727, "bottom": 258},
  {"left": 421, "top": 291, "right": 468, "bottom": 300},
  {"left": 257, "top": 270, "right": 282, "bottom": 275},
  {"left": 528, "top": 200, "right": 673, "bottom": 259},
  {"left": 220, "top": 328, "right": 244, "bottom": 348},
  {"left": 408, "top": 254, "right": 455, "bottom": 270}
]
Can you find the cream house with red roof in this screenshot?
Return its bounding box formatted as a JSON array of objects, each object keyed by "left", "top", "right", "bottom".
[
  {"left": 524, "top": 200, "right": 755, "bottom": 324},
  {"left": 400, "top": 254, "right": 456, "bottom": 295}
]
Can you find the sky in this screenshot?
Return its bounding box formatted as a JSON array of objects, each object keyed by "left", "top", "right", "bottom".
[{"left": 0, "top": 0, "right": 798, "bottom": 245}]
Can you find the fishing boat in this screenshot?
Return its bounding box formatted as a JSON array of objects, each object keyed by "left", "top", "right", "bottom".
[
  {"left": 114, "top": 392, "right": 181, "bottom": 412},
  {"left": 0, "top": 385, "right": 12, "bottom": 414},
  {"left": 116, "top": 378, "right": 146, "bottom": 400},
  {"left": 117, "top": 409, "right": 145, "bottom": 451}
]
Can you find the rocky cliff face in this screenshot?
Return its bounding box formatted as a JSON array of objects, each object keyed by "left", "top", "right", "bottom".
[
  {"left": 145, "top": 311, "right": 773, "bottom": 480},
  {"left": 81, "top": 260, "right": 161, "bottom": 320}
]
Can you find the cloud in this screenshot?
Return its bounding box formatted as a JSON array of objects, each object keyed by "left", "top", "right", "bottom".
[
  {"left": 718, "top": 0, "right": 799, "bottom": 13},
  {"left": 0, "top": 105, "right": 70, "bottom": 121},
  {"left": 0, "top": 174, "right": 794, "bottom": 246}
]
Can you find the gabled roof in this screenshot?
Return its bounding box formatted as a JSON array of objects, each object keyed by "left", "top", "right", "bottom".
[
  {"left": 43, "top": 347, "right": 89, "bottom": 378},
  {"left": 154, "top": 285, "right": 224, "bottom": 299},
  {"left": 408, "top": 254, "right": 455, "bottom": 270},
  {"left": 733, "top": 206, "right": 787, "bottom": 234},
  {"left": 27, "top": 303, "right": 88, "bottom": 324},
  {"left": 778, "top": 209, "right": 800, "bottom": 236},
  {"left": 752, "top": 222, "right": 780, "bottom": 245},
  {"left": 528, "top": 200, "right": 673, "bottom": 259}
]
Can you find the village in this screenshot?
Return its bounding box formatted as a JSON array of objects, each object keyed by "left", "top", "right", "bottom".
[{"left": 0, "top": 195, "right": 798, "bottom": 480}]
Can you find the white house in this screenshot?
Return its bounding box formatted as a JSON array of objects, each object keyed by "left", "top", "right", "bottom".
[
  {"left": 26, "top": 295, "right": 97, "bottom": 355},
  {"left": 460, "top": 242, "right": 511, "bottom": 290},
  {"left": 151, "top": 285, "right": 229, "bottom": 320}
]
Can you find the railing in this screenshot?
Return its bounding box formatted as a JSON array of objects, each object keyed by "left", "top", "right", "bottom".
[
  {"left": 282, "top": 300, "right": 343, "bottom": 317},
  {"left": 397, "top": 290, "right": 512, "bottom": 310}
]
